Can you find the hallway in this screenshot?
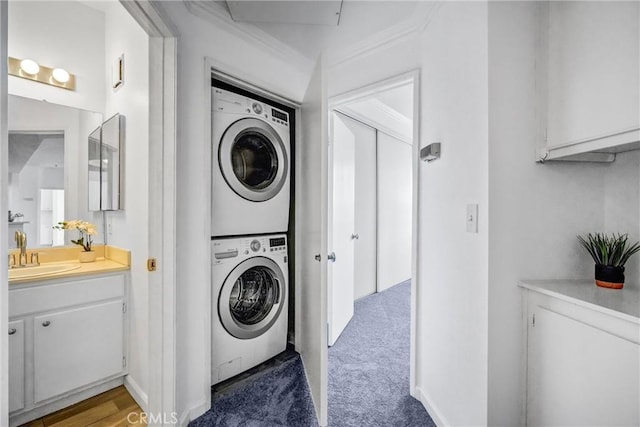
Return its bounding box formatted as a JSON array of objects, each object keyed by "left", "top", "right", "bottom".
[{"left": 328, "top": 281, "right": 435, "bottom": 427}]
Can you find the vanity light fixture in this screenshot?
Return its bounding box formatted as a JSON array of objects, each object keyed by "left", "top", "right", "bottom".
[
  {"left": 51, "top": 67, "right": 70, "bottom": 84},
  {"left": 19, "top": 58, "right": 40, "bottom": 75},
  {"left": 8, "top": 57, "right": 76, "bottom": 91}
]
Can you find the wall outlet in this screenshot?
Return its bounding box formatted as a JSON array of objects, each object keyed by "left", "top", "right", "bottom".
[{"left": 466, "top": 204, "right": 478, "bottom": 233}]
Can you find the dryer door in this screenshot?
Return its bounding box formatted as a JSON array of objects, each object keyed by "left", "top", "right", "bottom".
[
  {"left": 218, "top": 256, "right": 286, "bottom": 339},
  {"left": 219, "top": 118, "right": 288, "bottom": 202}
]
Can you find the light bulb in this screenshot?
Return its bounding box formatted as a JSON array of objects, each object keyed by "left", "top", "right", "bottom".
[
  {"left": 52, "top": 68, "right": 70, "bottom": 83},
  {"left": 20, "top": 59, "right": 40, "bottom": 75}
]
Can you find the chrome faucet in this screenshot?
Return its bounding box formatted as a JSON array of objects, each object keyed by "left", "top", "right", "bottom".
[{"left": 15, "top": 231, "right": 28, "bottom": 267}]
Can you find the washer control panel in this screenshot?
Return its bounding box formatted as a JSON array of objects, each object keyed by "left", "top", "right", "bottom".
[
  {"left": 212, "top": 234, "right": 288, "bottom": 265},
  {"left": 212, "top": 87, "right": 289, "bottom": 129}
]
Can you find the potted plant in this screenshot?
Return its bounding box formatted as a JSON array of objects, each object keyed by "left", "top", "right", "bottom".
[
  {"left": 577, "top": 233, "right": 640, "bottom": 289},
  {"left": 55, "top": 220, "right": 98, "bottom": 262}
]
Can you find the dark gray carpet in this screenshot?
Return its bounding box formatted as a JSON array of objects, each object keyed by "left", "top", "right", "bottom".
[
  {"left": 328, "top": 280, "right": 436, "bottom": 427},
  {"left": 190, "top": 354, "right": 318, "bottom": 427}
]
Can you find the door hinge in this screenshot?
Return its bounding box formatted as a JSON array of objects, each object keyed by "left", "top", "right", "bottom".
[
  {"left": 147, "top": 258, "right": 157, "bottom": 272},
  {"left": 123, "top": 356, "right": 127, "bottom": 368},
  {"left": 122, "top": 302, "right": 127, "bottom": 314},
  {"left": 532, "top": 313, "right": 536, "bottom": 327}
]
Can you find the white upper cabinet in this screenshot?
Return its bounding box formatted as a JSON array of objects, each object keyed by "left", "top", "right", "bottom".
[{"left": 541, "top": 2, "right": 640, "bottom": 161}]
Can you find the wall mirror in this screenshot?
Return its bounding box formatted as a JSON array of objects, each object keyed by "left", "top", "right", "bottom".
[
  {"left": 8, "top": 94, "right": 104, "bottom": 248},
  {"left": 89, "top": 113, "right": 124, "bottom": 211}
]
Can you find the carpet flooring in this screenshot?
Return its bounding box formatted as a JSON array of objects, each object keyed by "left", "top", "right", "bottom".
[
  {"left": 328, "top": 280, "right": 436, "bottom": 427},
  {"left": 191, "top": 280, "right": 434, "bottom": 427},
  {"left": 190, "top": 351, "right": 318, "bottom": 427}
]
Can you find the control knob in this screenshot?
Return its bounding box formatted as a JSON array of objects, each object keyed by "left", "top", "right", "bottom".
[{"left": 250, "top": 240, "right": 261, "bottom": 252}]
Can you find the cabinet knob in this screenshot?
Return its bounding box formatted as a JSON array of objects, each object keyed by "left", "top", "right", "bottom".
[
  {"left": 42, "top": 321, "right": 51, "bottom": 327},
  {"left": 8, "top": 328, "right": 16, "bottom": 335}
]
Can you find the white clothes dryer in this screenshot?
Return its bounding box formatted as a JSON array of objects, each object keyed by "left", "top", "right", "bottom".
[
  {"left": 211, "top": 86, "right": 291, "bottom": 237},
  {"left": 211, "top": 234, "right": 289, "bottom": 385}
]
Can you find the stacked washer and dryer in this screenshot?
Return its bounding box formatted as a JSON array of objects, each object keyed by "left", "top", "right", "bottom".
[{"left": 210, "top": 84, "right": 292, "bottom": 385}]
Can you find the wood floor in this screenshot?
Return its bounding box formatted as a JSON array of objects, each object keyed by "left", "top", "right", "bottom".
[{"left": 20, "top": 386, "right": 146, "bottom": 427}]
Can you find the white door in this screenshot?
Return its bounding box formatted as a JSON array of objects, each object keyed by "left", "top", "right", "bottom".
[
  {"left": 327, "top": 112, "right": 356, "bottom": 346},
  {"left": 377, "top": 132, "right": 412, "bottom": 291},
  {"left": 8, "top": 320, "right": 24, "bottom": 413},
  {"left": 296, "top": 55, "right": 328, "bottom": 426},
  {"left": 33, "top": 300, "right": 124, "bottom": 402}
]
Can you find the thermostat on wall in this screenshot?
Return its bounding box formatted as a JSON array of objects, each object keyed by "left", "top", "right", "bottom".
[{"left": 420, "top": 142, "right": 441, "bottom": 162}]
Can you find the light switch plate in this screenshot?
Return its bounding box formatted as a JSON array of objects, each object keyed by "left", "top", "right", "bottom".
[{"left": 466, "top": 204, "right": 478, "bottom": 233}]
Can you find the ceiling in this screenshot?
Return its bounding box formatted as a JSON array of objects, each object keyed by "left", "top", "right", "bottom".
[
  {"left": 9, "top": 133, "right": 64, "bottom": 173},
  {"left": 338, "top": 83, "right": 413, "bottom": 143},
  {"left": 189, "top": 1, "right": 433, "bottom": 65}
]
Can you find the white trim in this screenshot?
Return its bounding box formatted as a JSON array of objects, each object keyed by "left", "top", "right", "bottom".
[
  {"left": 178, "top": 397, "right": 208, "bottom": 427},
  {"left": 124, "top": 375, "right": 149, "bottom": 412},
  {"left": 184, "top": 1, "right": 313, "bottom": 75},
  {"left": 210, "top": 64, "right": 301, "bottom": 109},
  {"left": 122, "top": 2, "right": 178, "bottom": 427},
  {"left": 1, "top": 2, "right": 9, "bottom": 425},
  {"left": 415, "top": 386, "right": 450, "bottom": 427}
]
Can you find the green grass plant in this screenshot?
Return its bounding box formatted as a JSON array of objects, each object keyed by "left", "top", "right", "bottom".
[{"left": 577, "top": 233, "right": 640, "bottom": 267}]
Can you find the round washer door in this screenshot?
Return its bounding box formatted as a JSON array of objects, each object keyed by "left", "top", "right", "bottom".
[
  {"left": 218, "top": 256, "right": 286, "bottom": 339},
  {"left": 219, "top": 118, "right": 288, "bottom": 202}
]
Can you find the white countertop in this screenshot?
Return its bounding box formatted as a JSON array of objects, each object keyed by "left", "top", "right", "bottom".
[{"left": 519, "top": 279, "right": 640, "bottom": 322}]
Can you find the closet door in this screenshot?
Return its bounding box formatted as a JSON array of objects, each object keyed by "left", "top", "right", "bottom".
[
  {"left": 348, "top": 115, "right": 377, "bottom": 299},
  {"left": 377, "top": 132, "right": 412, "bottom": 291}
]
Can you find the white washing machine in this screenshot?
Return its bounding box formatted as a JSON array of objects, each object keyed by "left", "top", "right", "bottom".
[
  {"left": 211, "top": 234, "right": 289, "bottom": 385},
  {"left": 211, "top": 86, "right": 291, "bottom": 237}
]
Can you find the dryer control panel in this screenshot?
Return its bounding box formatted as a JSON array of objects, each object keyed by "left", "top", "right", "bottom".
[{"left": 212, "top": 87, "right": 289, "bottom": 129}]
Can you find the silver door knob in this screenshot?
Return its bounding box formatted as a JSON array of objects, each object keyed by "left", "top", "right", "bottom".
[
  {"left": 42, "top": 321, "right": 51, "bottom": 327},
  {"left": 351, "top": 233, "right": 359, "bottom": 240},
  {"left": 8, "top": 328, "right": 16, "bottom": 335},
  {"left": 328, "top": 252, "right": 336, "bottom": 262}
]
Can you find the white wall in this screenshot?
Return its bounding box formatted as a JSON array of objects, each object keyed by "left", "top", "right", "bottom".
[
  {"left": 153, "top": 2, "right": 312, "bottom": 421},
  {"left": 486, "top": 3, "right": 640, "bottom": 426},
  {"left": 7, "top": 1, "right": 105, "bottom": 113},
  {"left": 417, "top": 3, "right": 490, "bottom": 425},
  {"left": 101, "top": 1, "right": 150, "bottom": 408},
  {"left": 377, "top": 132, "right": 412, "bottom": 291},
  {"left": 603, "top": 150, "right": 640, "bottom": 289}
]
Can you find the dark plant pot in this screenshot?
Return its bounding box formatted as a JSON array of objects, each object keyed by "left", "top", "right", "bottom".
[{"left": 595, "top": 264, "right": 625, "bottom": 289}]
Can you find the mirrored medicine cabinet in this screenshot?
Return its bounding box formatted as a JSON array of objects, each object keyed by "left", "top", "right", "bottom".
[{"left": 89, "top": 113, "right": 125, "bottom": 211}]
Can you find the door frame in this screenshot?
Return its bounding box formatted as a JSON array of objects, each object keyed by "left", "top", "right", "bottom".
[
  {"left": 327, "top": 69, "right": 421, "bottom": 395},
  {"left": 113, "top": 1, "right": 178, "bottom": 424}
]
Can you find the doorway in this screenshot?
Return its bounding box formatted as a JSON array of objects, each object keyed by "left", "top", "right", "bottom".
[{"left": 326, "top": 71, "right": 422, "bottom": 424}]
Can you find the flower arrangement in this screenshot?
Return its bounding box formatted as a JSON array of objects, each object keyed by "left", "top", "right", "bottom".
[{"left": 54, "top": 220, "right": 97, "bottom": 252}]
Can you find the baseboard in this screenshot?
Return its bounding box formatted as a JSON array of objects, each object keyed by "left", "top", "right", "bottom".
[
  {"left": 415, "top": 385, "right": 450, "bottom": 427},
  {"left": 124, "top": 375, "right": 149, "bottom": 412},
  {"left": 178, "top": 398, "right": 209, "bottom": 427}
]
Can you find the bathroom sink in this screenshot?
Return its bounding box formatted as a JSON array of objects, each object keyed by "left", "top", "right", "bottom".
[{"left": 9, "top": 263, "right": 81, "bottom": 280}]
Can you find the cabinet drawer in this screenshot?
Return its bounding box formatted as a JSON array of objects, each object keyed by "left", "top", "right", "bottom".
[{"left": 10, "top": 274, "right": 125, "bottom": 317}]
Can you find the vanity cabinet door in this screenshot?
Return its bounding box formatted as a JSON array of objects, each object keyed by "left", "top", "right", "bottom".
[
  {"left": 33, "top": 300, "right": 124, "bottom": 403},
  {"left": 8, "top": 319, "right": 24, "bottom": 413}
]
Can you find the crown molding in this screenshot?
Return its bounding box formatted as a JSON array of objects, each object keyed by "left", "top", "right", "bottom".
[
  {"left": 183, "top": 0, "right": 314, "bottom": 75},
  {"left": 328, "top": 1, "right": 443, "bottom": 69}
]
